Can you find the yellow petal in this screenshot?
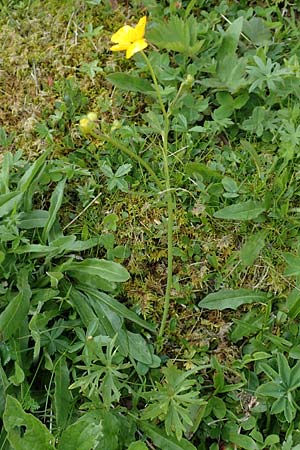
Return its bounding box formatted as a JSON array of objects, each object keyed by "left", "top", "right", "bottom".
[
  {"left": 126, "top": 39, "right": 148, "bottom": 59},
  {"left": 131, "top": 16, "right": 147, "bottom": 41},
  {"left": 111, "top": 25, "right": 134, "bottom": 44},
  {"left": 110, "top": 43, "right": 130, "bottom": 52}
]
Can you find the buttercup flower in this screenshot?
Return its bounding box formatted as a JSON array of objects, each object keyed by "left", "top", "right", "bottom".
[
  {"left": 110, "top": 16, "right": 148, "bottom": 59},
  {"left": 79, "top": 113, "right": 98, "bottom": 135}
]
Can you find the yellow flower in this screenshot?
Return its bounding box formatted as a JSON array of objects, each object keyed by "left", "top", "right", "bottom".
[
  {"left": 79, "top": 115, "right": 97, "bottom": 135},
  {"left": 110, "top": 16, "right": 148, "bottom": 59}
]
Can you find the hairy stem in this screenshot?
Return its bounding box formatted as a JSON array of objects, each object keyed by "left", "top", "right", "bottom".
[{"left": 141, "top": 51, "right": 174, "bottom": 350}]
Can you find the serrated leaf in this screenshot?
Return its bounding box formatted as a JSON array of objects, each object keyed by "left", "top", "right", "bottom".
[
  {"left": 107, "top": 73, "right": 153, "bottom": 93},
  {"left": 3, "top": 396, "right": 55, "bottom": 450},
  {"left": 147, "top": 15, "right": 204, "bottom": 56},
  {"left": 214, "top": 200, "right": 265, "bottom": 220},
  {"left": 199, "top": 289, "right": 268, "bottom": 310},
  {"left": 115, "top": 163, "right": 132, "bottom": 178},
  {"left": 243, "top": 17, "right": 271, "bottom": 45}
]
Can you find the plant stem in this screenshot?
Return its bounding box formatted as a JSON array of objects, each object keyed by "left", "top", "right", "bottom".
[
  {"left": 91, "top": 130, "right": 163, "bottom": 191},
  {"left": 141, "top": 51, "right": 174, "bottom": 350}
]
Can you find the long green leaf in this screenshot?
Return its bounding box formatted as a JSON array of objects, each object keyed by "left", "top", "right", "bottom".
[
  {"left": 139, "top": 422, "right": 197, "bottom": 450},
  {"left": 54, "top": 357, "right": 73, "bottom": 430},
  {"left": 107, "top": 73, "right": 153, "bottom": 94},
  {"left": 69, "top": 288, "right": 101, "bottom": 333},
  {"left": 16, "top": 210, "right": 49, "bottom": 229},
  {"left": 0, "top": 363, "right": 8, "bottom": 417},
  {"left": 0, "top": 271, "right": 31, "bottom": 341},
  {"left": 42, "top": 178, "right": 66, "bottom": 243},
  {"left": 214, "top": 200, "right": 265, "bottom": 220},
  {"left": 199, "top": 289, "right": 268, "bottom": 310},
  {"left": 80, "top": 287, "right": 156, "bottom": 333},
  {"left": 17, "top": 148, "right": 51, "bottom": 193},
  {"left": 0, "top": 191, "right": 23, "bottom": 218},
  {"left": 240, "top": 230, "right": 267, "bottom": 266},
  {"left": 67, "top": 258, "right": 130, "bottom": 282},
  {"left": 57, "top": 412, "right": 103, "bottom": 450},
  {"left": 284, "top": 253, "right": 300, "bottom": 277},
  {"left": 0, "top": 152, "right": 13, "bottom": 194},
  {"left": 3, "top": 396, "right": 55, "bottom": 450}
]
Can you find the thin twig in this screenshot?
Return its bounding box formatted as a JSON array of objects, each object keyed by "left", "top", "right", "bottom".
[{"left": 63, "top": 191, "right": 102, "bottom": 231}]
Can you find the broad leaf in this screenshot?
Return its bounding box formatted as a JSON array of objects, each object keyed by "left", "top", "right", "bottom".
[
  {"left": 3, "top": 396, "right": 55, "bottom": 450},
  {"left": 107, "top": 73, "right": 153, "bottom": 94},
  {"left": 240, "top": 230, "right": 267, "bottom": 266},
  {"left": 17, "top": 148, "right": 51, "bottom": 193},
  {"left": 16, "top": 210, "right": 49, "bottom": 229},
  {"left": 284, "top": 253, "right": 300, "bottom": 277},
  {"left": 67, "top": 258, "right": 130, "bottom": 282},
  {"left": 199, "top": 289, "right": 268, "bottom": 310},
  {"left": 214, "top": 200, "right": 265, "bottom": 220},
  {"left": 80, "top": 287, "right": 156, "bottom": 333},
  {"left": 57, "top": 412, "right": 103, "bottom": 450},
  {"left": 243, "top": 17, "right": 271, "bottom": 45},
  {"left": 127, "top": 331, "right": 153, "bottom": 365},
  {"left": 0, "top": 191, "right": 23, "bottom": 218},
  {"left": 139, "top": 422, "right": 197, "bottom": 450},
  {"left": 147, "top": 16, "right": 204, "bottom": 56},
  {"left": 128, "top": 442, "right": 148, "bottom": 450},
  {"left": 256, "top": 381, "right": 285, "bottom": 398},
  {"left": 228, "top": 433, "right": 259, "bottom": 450},
  {"left": 0, "top": 270, "right": 31, "bottom": 341}
]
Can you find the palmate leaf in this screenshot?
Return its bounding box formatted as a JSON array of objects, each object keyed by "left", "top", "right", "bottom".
[{"left": 147, "top": 16, "right": 204, "bottom": 56}]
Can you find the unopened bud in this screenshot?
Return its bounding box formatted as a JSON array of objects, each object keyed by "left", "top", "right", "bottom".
[
  {"left": 184, "top": 74, "right": 194, "bottom": 87},
  {"left": 79, "top": 117, "right": 96, "bottom": 135},
  {"left": 87, "top": 112, "right": 98, "bottom": 122}
]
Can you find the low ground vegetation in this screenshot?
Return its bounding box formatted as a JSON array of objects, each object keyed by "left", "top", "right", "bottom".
[{"left": 1, "top": 0, "right": 300, "bottom": 449}]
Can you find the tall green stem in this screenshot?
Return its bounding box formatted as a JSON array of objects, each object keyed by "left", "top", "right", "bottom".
[{"left": 141, "top": 51, "right": 174, "bottom": 349}]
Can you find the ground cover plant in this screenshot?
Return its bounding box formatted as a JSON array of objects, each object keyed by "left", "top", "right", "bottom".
[{"left": 2, "top": 0, "right": 300, "bottom": 448}]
